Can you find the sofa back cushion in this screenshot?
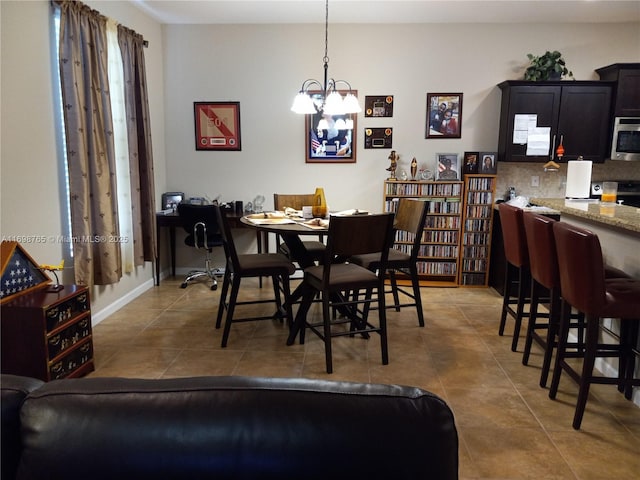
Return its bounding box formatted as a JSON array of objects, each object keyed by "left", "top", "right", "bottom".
[{"left": 15, "top": 376, "right": 458, "bottom": 479}]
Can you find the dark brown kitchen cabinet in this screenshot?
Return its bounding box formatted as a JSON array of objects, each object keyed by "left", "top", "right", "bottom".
[
  {"left": 497, "top": 81, "right": 613, "bottom": 163},
  {"left": 596, "top": 63, "right": 640, "bottom": 117}
]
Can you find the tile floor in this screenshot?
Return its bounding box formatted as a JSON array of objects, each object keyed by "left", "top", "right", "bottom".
[{"left": 90, "top": 277, "right": 640, "bottom": 479}]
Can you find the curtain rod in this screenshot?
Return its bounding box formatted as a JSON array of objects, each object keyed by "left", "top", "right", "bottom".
[{"left": 51, "top": 0, "right": 149, "bottom": 47}]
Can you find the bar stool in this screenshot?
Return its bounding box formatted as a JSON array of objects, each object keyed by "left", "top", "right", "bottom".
[
  {"left": 497, "top": 203, "right": 530, "bottom": 352},
  {"left": 549, "top": 221, "right": 640, "bottom": 429},
  {"left": 522, "top": 212, "right": 632, "bottom": 387},
  {"left": 521, "top": 212, "right": 562, "bottom": 387}
]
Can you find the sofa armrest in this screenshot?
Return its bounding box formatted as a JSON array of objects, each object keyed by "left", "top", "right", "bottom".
[{"left": 1, "top": 374, "right": 44, "bottom": 480}]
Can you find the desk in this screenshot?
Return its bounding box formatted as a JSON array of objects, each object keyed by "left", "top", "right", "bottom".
[{"left": 155, "top": 210, "right": 246, "bottom": 286}]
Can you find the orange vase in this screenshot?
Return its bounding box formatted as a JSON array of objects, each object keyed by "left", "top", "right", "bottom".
[{"left": 312, "top": 187, "right": 327, "bottom": 218}]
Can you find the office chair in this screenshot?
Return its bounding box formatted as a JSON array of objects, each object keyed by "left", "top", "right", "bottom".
[{"left": 177, "top": 203, "right": 224, "bottom": 290}]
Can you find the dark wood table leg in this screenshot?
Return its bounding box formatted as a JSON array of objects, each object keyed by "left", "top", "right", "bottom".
[{"left": 169, "top": 226, "right": 176, "bottom": 278}]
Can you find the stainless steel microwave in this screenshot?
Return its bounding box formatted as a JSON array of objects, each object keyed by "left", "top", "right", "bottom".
[{"left": 611, "top": 117, "right": 640, "bottom": 161}]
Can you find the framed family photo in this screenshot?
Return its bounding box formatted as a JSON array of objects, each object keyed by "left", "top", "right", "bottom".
[
  {"left": 436, "top": 153, "right": 460, "bottom": 180},
  {"left": 426, "top": 93, "right": 463, "bottom": 139},
  {"left": 479, "top": 152, "right": 497, "bottom": 174}
]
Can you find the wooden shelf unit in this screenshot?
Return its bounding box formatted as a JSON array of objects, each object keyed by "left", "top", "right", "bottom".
[
  {"left": 1, "top": 285, "right": 94, "bottom": 381},
  {"left": 384, "top": 180, "right": 463, "bottom": 287},
  {"left": 460, "top": 175, "right": 497, "bottom": 286}
]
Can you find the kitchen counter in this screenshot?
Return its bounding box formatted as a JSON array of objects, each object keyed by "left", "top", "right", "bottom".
[{"left": 530, "top": 198, "right": 640, "bottom": 235}]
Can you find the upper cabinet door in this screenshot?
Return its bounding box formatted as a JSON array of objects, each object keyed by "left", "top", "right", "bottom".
[
  {"left": 557, "top": 85, "right": 612, "bottom": 163},
  {"left": 596, "top": 63, "right": 640, "bottom": 117},
  {"left": 498, "top": 84, "right": 561, "bottom": 163},
  {"left": 497, "top": 81, "right": 613, "bottom": 163}
]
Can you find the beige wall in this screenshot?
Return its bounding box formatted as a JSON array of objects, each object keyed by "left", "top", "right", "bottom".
[
  {"left": 162, "top": 22, "right": 640, "bottom": 212},
  {"left": 1, "top": 1, "right": 638, "bottom": 319}
]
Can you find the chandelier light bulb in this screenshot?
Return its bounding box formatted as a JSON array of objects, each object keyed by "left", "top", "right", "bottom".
[
  {"left": 291, "top": 92, "right": 317, "bottom": 114},
  {"left": 342, "top": 93, "right": 361, "bottom": 114}
]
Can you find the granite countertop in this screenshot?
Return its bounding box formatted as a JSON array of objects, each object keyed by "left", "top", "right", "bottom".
[{"left": 530, "top": 198, "right": 640, "bottom": 234}]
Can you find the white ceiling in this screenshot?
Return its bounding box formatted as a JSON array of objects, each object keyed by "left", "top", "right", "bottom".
[{"left": 130, "top": 0, "right": 640, "bottom": 25}]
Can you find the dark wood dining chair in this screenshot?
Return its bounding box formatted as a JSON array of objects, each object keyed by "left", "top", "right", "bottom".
[
  {"left": 348, "top": 198, "right": 428, "bottom": 327},
  {"left": 214, "top": 206, "right": 296, "bottom": 348},
  {"left": 288, "top": 213, "right": 395, "bottom": 374},
  {"left": 273, "top": 193, "right": 326, "bottom": 263}
]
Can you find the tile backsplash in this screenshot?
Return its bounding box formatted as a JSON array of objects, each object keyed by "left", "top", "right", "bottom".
[{"left": 495, "top": 160, "right": 640, "bottom": 201}]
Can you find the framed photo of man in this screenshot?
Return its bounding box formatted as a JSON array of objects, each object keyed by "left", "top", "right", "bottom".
[
  {"left": 426, "top": 93, "right": 463, "bottom": 139},
  {"left": 436, "top": 153, "right": 460, "bottom": 180},
  {"left": 463, "top": 151, "right": 479, "bottom": 176},
  {"left": 479, "top": 152, "right": 497, "bottom": 174}
]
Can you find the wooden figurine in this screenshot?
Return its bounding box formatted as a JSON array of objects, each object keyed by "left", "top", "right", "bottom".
[{"left": 386, "top": 150, "right": 398, "bottom": 179}]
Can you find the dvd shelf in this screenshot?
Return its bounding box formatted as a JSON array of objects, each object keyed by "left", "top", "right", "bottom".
[
  {"left": 460, "top": 175, "right": 497, "bottom": 286},
  {"left": 384, "top": 180, "right": 463, "bottom": 286}
]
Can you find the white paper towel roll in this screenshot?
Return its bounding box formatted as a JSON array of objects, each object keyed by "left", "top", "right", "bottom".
[{"left": 565, "top": 160, "right": 592, "bottom": 198}]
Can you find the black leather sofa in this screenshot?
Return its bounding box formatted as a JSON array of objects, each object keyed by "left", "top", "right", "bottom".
[{"left": 1, "top": 374, "right": 458, "bottom": 479}]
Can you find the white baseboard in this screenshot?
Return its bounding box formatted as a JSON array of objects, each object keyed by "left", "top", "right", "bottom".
[{"left": 91, "top": 278, "right": 155, "bottom": 326}]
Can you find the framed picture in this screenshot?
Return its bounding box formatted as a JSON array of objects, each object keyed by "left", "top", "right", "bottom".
[
  {"left": 463, "top": 151, "right": 479, "bottom": 176},
  {"left": 426, "top": 93, "right": 463, "bottom": 138},
  {"left": 479, "top": 152, "right": 497, "bottom": 174},
  {"left": 364, "top": 127, "right": 393, "bottom": 149},
  {"left": 436, "top": 153, "right": 460, "bottom": 180},
  {"left": 306, "top": 91, "right": 357, "bottom": 163},
  {"left": 194, "top": 102, "right": 241, "bottom": 151},
  {"left": 364, "top": 95, "right": 394, "bottom": 117}
]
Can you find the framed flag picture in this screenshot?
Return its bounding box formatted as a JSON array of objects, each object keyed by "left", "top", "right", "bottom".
[{"left": 194, "top": 102, "right": 241, "bottom": 151}]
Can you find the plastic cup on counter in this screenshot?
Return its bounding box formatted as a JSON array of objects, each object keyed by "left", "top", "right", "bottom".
[{"left": 601, "top": 181, "right": 618, "bottom": 204}]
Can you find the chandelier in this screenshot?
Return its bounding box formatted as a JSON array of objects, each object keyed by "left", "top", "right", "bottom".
[{"left": 290, "top": 0, "right": 361, "bottom": 118}]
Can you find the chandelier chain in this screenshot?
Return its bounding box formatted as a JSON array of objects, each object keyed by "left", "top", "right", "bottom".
[{"left": 323, "top": 0, "right": 329, "bottom": 64}]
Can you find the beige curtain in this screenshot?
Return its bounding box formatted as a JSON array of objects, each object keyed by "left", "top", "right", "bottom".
[
  {"left": 118, "top": 25, "right": 157, "bottom": 264},
  {"left": 57, "top": 0, "right": 122, "bottom": 285}
]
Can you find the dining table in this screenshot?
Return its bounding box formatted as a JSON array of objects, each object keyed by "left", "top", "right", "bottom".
[
  {"left": 239, "top": 213, "right": 329, "bottom": 270},
  {"left": 240, "top": 211, "right": 373, "bottom": 345}
]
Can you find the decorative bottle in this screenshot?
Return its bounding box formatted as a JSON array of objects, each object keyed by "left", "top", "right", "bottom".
[
  {"left": 312, "top": 187, "right": 327, "bottom": 218},
  {"left": 411, "top": 157, "right": 418, "bottom": 180},
  {"left": 556, "top": 135, "right": 564, "bottom": 160}
]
